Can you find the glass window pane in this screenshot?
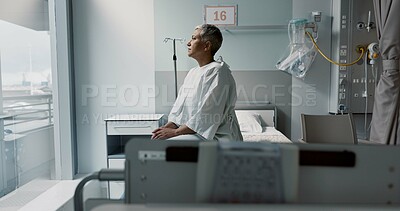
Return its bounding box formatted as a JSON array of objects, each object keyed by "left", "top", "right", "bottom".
[{"left": 0, "top": 20, "right": 54, "bottom": 198}]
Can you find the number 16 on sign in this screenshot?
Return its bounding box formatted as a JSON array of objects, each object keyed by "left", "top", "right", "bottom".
[{"left": 204, "top": 5, "right": 237, "bottom": 26}]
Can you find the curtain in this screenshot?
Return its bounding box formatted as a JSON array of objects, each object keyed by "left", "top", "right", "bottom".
[{"left": 370, "top": 0, "right": 400, "bottom": 144}]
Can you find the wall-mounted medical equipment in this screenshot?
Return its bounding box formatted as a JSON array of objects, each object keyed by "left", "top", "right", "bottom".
[
  {"left": 276, "top": 18, "right": 317, "bottom": 79},
  {"left": 329, "top": 0, "right": 379, "bottom": 114}
]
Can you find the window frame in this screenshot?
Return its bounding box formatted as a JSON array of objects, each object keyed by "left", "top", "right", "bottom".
[{"left": 49, "top": 0, "right": 76, "bottom": 179}]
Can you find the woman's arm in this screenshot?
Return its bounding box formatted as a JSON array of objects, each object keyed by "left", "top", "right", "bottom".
[
  {"left": 175, "top": 124, "right": 195, "bottom": 136},
  {"left": 163, "top": 121, "right": 179, "bottom": 129}
]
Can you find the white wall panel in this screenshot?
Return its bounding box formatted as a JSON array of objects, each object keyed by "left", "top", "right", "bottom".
[{"left": 72, "top": 0, "right": 155, "bottom": 173}]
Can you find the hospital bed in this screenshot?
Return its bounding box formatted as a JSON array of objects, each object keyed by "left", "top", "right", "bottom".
[
  {"left": 75, "top": 140, "right": 400, "bottom": 211},
  {"left": 235, "top": 103, "right": 291, "bottom": 143}
]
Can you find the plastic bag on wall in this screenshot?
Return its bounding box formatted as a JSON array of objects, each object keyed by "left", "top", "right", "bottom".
[
  {"left": 276, "top": 18, "right": 317, "bottom": 79},
  {"left": 276, "top": 44, "right": 317, "bottom": 79}
]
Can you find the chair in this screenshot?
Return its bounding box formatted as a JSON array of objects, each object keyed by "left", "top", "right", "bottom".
[{"left": 301, "top": 113, "right": 358, "bottom": 144}]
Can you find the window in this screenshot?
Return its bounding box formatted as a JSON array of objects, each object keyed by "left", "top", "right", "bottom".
[{"left": 0, "top": 19, "right": 54, "bottom": 197}]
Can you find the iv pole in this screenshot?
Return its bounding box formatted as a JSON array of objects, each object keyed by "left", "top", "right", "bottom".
[{"left": 164, "top": 37, "right": 185, "bottom": 99}]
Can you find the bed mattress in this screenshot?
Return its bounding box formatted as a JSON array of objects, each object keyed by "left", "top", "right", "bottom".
[{"left": 242, "top": 127, "right": 292, "bottom": 143}]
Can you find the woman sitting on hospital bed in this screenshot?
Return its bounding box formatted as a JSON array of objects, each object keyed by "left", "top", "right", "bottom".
[{"left": 151, "top": 24, "right": 242, "bottom": 141}]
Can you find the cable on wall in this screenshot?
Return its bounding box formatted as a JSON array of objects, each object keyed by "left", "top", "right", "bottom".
[{"left": 306, "top": 31, "right": 365, "bottom": 66}]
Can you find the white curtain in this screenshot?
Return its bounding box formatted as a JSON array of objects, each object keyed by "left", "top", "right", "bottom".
[{"left": 370, "top": 0, "right": 400, "bottom": 144}]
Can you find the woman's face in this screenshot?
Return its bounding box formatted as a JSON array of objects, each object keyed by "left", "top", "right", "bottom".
[{"left": 187, "top": 28, "right": 206, "bottom": 60}]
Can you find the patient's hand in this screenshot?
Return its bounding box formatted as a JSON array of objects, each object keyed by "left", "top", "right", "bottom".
[
  {"left": 151, "top": 127, "right": 178, "bottom": 140},
  {"left": 151, "top": 123, "right": 194, "bottom": 139}
]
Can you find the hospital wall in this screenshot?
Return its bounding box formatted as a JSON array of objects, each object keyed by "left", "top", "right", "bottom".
[
  {"left": 72, "top": 0, "right": 155, "bottom": 173},
  {"left": 291, "top": 0, "right": 333, "bottom": 141},
  {"left": 71, "top": 0, "right": 333, "bottom": 173}
]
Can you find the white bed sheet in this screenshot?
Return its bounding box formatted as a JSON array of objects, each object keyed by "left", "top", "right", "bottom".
[{"left": 242, "top": 126, "right": 292, "bottom": 143}]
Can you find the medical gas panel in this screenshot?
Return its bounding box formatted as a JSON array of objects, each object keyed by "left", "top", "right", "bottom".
[{"left": 329, "top": 0, "right": 379, "bottom": 114}]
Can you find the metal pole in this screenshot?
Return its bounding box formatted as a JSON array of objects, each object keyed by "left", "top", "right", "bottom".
[
  {"left": 164, "top": 38, "right": 184, "bottom": 100},
  {"left": 172, "top": 39, "right": 178, "bottom": 98}
]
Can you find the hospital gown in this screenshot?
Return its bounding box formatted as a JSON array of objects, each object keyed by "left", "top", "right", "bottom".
[{"left": 169, "top": 61, "right": 243, "bottom": 141}]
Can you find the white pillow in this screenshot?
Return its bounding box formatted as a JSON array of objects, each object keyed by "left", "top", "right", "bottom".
[{"left": 235, "top": 111, "right": 263, "bottom": 133}]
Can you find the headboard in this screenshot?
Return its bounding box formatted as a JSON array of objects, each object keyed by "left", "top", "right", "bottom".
[
  {"left": 235, "top": 110, "right": 276, "bottom": 127},
  {"left": 235, "top": 102, "right": 277, "bottom": 127}
]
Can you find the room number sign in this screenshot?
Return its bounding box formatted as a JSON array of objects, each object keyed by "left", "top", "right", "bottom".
[{"left": 204, "top": 5, "right": 237, "bottom": 26}]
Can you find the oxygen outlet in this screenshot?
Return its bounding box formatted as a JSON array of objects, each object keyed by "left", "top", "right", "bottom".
[
  {"left": 356, "top": 45, "right": 366, "bottom": 54},
  {"left": 338, "top": 104, "right": 346, "bottom": 112}
]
